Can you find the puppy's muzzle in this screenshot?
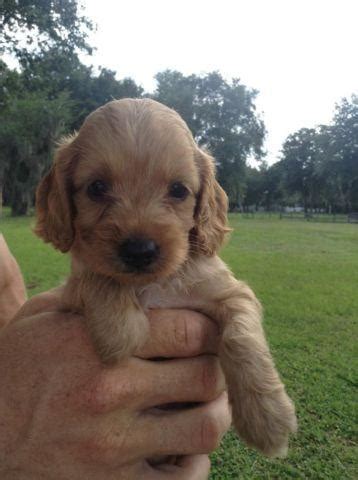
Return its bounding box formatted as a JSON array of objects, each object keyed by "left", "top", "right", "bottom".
[{"left": 119, "top": 237, "right": 160, "bottom": 270}]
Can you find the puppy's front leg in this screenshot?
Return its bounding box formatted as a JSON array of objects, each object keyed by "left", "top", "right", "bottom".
[
  {"left": 215, "top": 279, "right": 297, "bottom": 457},
  {"left": 63, "top": 274, "right": 148, "bottom": 364}
]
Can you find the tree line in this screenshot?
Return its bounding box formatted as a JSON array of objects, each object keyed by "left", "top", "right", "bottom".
[
  {"left": 245, "top": 97, "right": 358, "bottom": 213},
  {"left": 1, "top": 0, "right": 357, "bottom": 216}
]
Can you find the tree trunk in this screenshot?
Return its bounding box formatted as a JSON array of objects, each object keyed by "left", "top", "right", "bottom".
[{"left": 11, "top": 187, "right": 29, "bottom": 216}]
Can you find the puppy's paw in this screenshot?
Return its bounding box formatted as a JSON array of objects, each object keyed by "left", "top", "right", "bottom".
[
  {"left": 97, "top": 331, "right": 146, "bottom": 365},
  {"left": 89, "top": 310, "right": 149, "bottom": 365},
  {"left": 231, "top": 387, "right": 297, "bottom": 457}
]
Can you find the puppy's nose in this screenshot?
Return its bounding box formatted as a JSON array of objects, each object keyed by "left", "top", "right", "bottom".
[{"left": 119, "top": 237, "right": 160, "bottom": 269}]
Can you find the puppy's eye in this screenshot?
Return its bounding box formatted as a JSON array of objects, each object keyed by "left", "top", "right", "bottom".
[
  {"left": 87, "top": 180, "right": 108, "bottom": 200},
  {"left": 168, "top": 182, "right": 189, "bottom": 200}
]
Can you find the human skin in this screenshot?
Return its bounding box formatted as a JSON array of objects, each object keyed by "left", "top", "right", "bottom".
[
  {"left": 0, "top": 292, "right": 231, "bottom": 480},
  {"left": 0, "top": 234, "right": 27, "bottom": 327}
]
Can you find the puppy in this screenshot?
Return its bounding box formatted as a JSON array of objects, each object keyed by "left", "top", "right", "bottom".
[{"left": 35, "top": 98, "right": 297, "bottom": 457}]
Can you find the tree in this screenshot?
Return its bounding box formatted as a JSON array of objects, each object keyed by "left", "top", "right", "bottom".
[
  {"left": 312, "top": 124, "right": 342, "bottom": 212},
  {"left": 69, "top": 66, "right": 144, "bottom": 130},
  {"left": 268, "top": 95, "right": 358, "bottom": 213},
  {"left": 18, "top": 48, "right": 144, "bottom": 130},
  {"left": 0, "top": 49, "right": 143, "bottom": 215},
  {"left": 329, "top": 96, "right": 358, "bottom": 211},
  {"left": 243, "top": 167, "right": 265, "bottom": 210},
  {"left": 152, "top": 70, "right": 266, "bottom": 207},
  {"left": 1, "top": 0, "right": 93, "bottom": 59},
  {"left": 0, "top": 60, "right": 23, "bottom": 214},
  {"left": 0, "top": 90, "right": 73, "bottom": 215},
  {"left": 0, "top": 1, "right": 141, "bottom": 216},
  {"left": 280, "top": 128, "right": 323, "bottom": 211},
  {"left": 152, "top": 70, "right": 201, "bottom": 135},
  {"left": 0, "top": 0, "right": 94, "bottom": 215},
  {"left": 306, "top": 96, "right": 358, "bottom": 212}
]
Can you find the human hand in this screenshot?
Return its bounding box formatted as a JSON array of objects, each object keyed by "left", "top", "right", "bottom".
[
  {"left": 0, "top": 296, "right": 231, "bottom": 480},
  {"left": 0, "top": 234, "right": 26, "bottom": 328}
]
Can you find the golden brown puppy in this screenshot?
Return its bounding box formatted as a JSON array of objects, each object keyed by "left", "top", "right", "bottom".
[{"left": 35, "top": 98, "right": 297, "bottom": 457}]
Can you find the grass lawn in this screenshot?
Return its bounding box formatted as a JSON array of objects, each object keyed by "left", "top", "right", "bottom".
[{"left": 1, "top": 213, "right": 357, "bottom": 479}]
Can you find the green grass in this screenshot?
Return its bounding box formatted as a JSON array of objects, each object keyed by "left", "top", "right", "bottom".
[
  {"left": 0, "top": 215, "right": 70, "bottom": 295},
  {"left": 1, "top": 213, "right": 357, "bottom": 479}
]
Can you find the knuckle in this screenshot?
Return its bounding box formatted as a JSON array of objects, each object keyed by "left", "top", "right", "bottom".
[
  {"left": 77, "top": 373, "right": 108, "bottom": 414},
  {"left": 200, "top": 356, "right": 222, "bottom": 396},
  {"left": 173, "top": 312, "right": 206, "bottom": 354},
  {"left": 77, "top": 436, "right": 108, "bottom": 465},
  {"left": 77, "top": 371, "right": 134, "bottom": 414},
  {"left": 77, "top": 432, "right": 129, "bottom": 466},
  {"left": 198, "top": 410, "right": 223, "bottom": 452}
]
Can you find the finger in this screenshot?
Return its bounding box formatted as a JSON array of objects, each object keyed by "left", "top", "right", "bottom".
[
  {"left": 175, "top": 455, "right": 211, "bottom": 480},
  {"left": 137, "top": 309, "right": 220, "bottom": 359},
  {"left": 80, "top": 355, "right": 225, "bottom": 413},
  {"left": 13, "top": 288, "right": 62, "bottom": 321},
  {"left": 137, "top": 356, "right": 226, "bottom": 409},
  {"left": 177, "top": 454, "right": 210, "bottom": 471},
  {"left": 137, "top": 392, "right": 231, "bottom": 458},
  {"left": 146, "top": 455, "right": 211, "bottom": 480}
]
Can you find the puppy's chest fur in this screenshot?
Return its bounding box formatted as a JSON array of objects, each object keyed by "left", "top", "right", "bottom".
[
  {"left": 136, "top": 255, "right": 229, "bottom": 315},
  {"left": 138, "top": 284, "right": 203, "bottom": 311},
  {"left": 63, "top": 255, "right": 231, "bottom": 355},
  {"left": 63, "top": 254, "right": 231, "bottom": 365}
]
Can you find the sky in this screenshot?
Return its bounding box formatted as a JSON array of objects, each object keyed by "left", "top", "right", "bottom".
[{"left": 82, "top": 0, "right": 358, "bottom": 163}]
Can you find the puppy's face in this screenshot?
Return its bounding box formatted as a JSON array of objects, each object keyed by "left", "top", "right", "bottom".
[
  {"left": 36, "top": 99, "right": 228, "bottom": 284},
  {"left": 71, "top": 102, "right": 200, "bottom": 283}
]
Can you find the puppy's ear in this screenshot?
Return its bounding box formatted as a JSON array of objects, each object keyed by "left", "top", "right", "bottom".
[
  {"left": 35, "top": 136, "right": 77, "bottom": 253},
  {"left": 191, "top": 149, "right": 230, "bottom": 256}
]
